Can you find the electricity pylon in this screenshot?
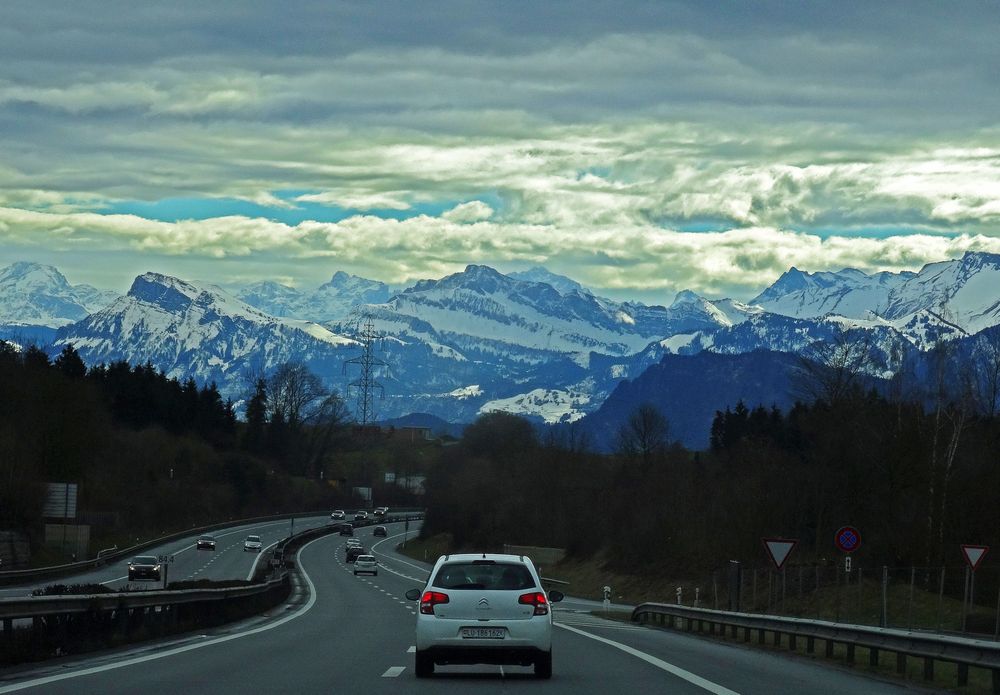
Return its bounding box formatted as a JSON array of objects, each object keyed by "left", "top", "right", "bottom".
[{"left": 343, "top": 313, "right": 387, "bottom": 425}]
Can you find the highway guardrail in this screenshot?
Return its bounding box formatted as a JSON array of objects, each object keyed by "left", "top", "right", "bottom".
[
  {"left": 0, "top": 510, "right": 335, "bottom": 587},
  {"left": 632, "top": 602, "right": 1000, "bottom": 692}
]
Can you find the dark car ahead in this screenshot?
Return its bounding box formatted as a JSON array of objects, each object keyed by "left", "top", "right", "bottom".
[
  {"left": 373, "top": 525, "right": 387, "bottom": 537},
  {"left": 128, "top": 555, "right": 161, "bottom": 581},
  {"left": 340, "top": 523, "right": 354, "bottom": 536},
  {"left": 196, "top": 535, "right": 216, "bottom": 550},
  {"left": 346, "top": 545, "right": 366, "bottom": 563}
]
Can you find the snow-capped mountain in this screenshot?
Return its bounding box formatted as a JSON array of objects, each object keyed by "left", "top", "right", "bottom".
[
  {"left": 752, "top": 252, "right": 1000, "bottom": 339},
  {"left": 238, "top": 271, "right": 391, "bottom": 322},
  {"left": 55, "top": 273, "right": 358, "bottom": 393},
  {"left": 8, "top": 250, "right": 1000, "bottom": 436},
  {"left": 366, "top": 264, "right": 732, "bottom": 363},
  {"left": 0, "top": 262, "right": 119, "bottom": 329},
  {"left": 508, "top": 266, "right": 593, "bottom": 296}
]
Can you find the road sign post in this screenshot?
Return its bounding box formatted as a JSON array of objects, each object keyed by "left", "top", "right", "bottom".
[
  {"left": 158, "top": 554, "right": 175, "bottom": 589},
  {"left": 960, "top": 545, "right": 989, "bottom": 632},
  {"left": 762, "top": 538, "right": 798, "bottom": 570},
  {"left": 602, "top": 585, "right": 611, "bottom": 613}
]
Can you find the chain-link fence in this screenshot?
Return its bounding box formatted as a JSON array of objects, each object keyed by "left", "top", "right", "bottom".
[{"left": 675, "top": 563, "right": 1000, "bottom": 637}]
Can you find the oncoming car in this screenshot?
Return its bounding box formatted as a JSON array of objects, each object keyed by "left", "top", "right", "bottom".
[
  {"left": 196, "top": 534, "right": 216, "bottom": 550},
  {"left": 405, "top": 553, "right": 563, "bottom": 679},
  {"left": 331, "top": 509, "right": 346, "bottom": 520},
  {"left": 353, "top": 554, "right": 378, "bottom": 576},
  {"left": 127, "top": 556, "right": 162, "bottom": 582},
  {"left": 243, "top": 535, "right": 263, "bottom": 552}
]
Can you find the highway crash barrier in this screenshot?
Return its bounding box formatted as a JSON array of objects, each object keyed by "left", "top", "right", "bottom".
[
  {"left": 0, "top": 521, "right": 346, "bottom": 665},
  {"left": 0, "top": 574, "right": 291, "bottom": 665},
  {"left": 0, "top": 510, "right": 335, "bottom": 587},
  {"left": 632, "top": 602, "right": 1000, "bottom": 693}
]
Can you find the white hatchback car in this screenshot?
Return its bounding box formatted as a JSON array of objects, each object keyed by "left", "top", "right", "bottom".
[
  {"left": 353, "top": 554, "right": 378, "bottom": 576},
  {"left": 405, "top": 553, "right": 563, "bottom": 679},
  {"left": 243, "top": 535, "right": 263, "bottom": 552}
]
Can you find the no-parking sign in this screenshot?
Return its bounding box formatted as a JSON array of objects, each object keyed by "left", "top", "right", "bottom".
[{"left": 834, "top": 526, "right": 861, "bottom": 553}]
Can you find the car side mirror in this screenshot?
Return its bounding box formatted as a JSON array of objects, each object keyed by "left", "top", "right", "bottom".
[
  {"left": 548, "top": 590, "right": 564, "bottom": 603},
  {"left": 405, "top": 588, "right": 421, "bottom": 601}
]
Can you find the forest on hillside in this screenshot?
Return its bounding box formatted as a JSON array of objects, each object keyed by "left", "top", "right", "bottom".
[
  {"left": 422, "top": 337, "right": 1000, "bottom": 577},
  {"left": 0, "top": 342, "right": 429, "bottom": 563}
]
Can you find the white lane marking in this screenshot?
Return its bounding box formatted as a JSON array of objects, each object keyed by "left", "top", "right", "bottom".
[
  {"left": 381, "top": 667, "right": 406, "bottom": 678},
  {"left": 99, "top": 575, "right": 128, "bottom": 586},
  {"left": 407, "top": 646, "right": 415, "bottom": 653},
  {"left": 555, "top": 623, "right": 741, "bottom": 695},
  {"left": 97, "top": 518, "right": 324, "bottom": 588},
  {"left": 0, "top": 536, "right": 326, "bottom": 694},
  {"left": 369, "top": 530, "right": 430, "bottom": 576}
]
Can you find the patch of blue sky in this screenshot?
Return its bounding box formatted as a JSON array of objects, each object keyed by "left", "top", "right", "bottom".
[
  {"left": 803, "top": 225, "right": 939, "bottom": 239},
  {"left": 657, "top": 217, "right": 733, "bottom": 233},
  {"left": 100, "top": 190, "right": 504, "bottom": 225},
  {"left": 576, "top": 166, "right": 612, "bottom": 180}
]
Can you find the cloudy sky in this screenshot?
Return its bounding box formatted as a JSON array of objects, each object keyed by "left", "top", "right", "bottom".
[{"left": 1, "top": 1, "right": 998, "bottom": 302}]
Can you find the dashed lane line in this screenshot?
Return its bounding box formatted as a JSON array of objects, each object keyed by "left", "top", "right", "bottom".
[{"left": 381, "top": 667, "right": 406, "bottom": 678}]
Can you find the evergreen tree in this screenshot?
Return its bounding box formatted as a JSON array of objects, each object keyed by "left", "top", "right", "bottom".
[
  {"left": 54, "top": 344, "right": 86, "bottom": 379},
  {"left": 244, "top": 378, "right": 268, "bottom": 454}
]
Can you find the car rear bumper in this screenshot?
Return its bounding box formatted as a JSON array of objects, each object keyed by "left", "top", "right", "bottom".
[
  {"left": 420, "top": 645, "right": 548, "bottom": 666},
  {"left": 415, "top": 616, "right": 551, "bottom": 655}
]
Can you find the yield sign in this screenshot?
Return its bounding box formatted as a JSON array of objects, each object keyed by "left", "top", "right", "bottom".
[
  {"left": 961, "top": 544, "right": 989, "bottom": 571},
  {"left": 762, "top": 538, "right": 798, "bottom": 570}
]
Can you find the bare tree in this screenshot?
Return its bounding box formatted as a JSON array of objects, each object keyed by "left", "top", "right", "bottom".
[
  {"left": 794, "top": 329, "right": 875, "bottom": 406},
  {"left": 616, "top": 403, "right": 669, "bottom": 466},
  {"left": 268, "top": 362, "right": 327, "bottom": 428},
  {"left": 972, "top": 328, "right": 1000, "bottom": 418},
  {"left": 922, "top": 339, "right": 974, "bottom": 566}
]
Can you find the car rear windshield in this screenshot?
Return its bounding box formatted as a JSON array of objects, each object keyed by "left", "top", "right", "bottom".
[
  {"left": 358, "top": 556, "right": 374, "bottom": 561},
  {"left": 431, "top": 562, "right": 535, "bottom": 590},
  {"left": 247, "top": 536, "right": 260, "bottom": 542}
]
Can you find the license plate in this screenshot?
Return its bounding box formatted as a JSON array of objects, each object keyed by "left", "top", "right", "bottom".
[{"left": 460, "top": 627, "right": 506, "bottom": 639}]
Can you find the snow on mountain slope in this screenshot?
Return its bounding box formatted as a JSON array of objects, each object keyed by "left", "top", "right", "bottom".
[
  {"left": 508, "top": 266, "right": 593, "bottom": 295},
  {"left": 239, "top": 271, "right": 391, "bottom": 322},
  {"left": 375, "top": 265, "right": 732, "bottom": 360},
  {"left": 479, "top": 387, "right": 591, "bottom": 424},
  {"left": 55, "top": 272, "right": 356, "bottom": 391},
  {"left": 0, "top": 261, "right": 119, "bottom": 328},
  {"left": 237, "top": 281, "right": 304, "bottom": 318},
  {"left": 881, "top": 252, "right": 1000, "bottom": 334},
  {"left": 753, "top": 252, "right": 1000, "bottom": 337},
  {"left": 752, "top": 266, "right": 908, "bottom": 319}
]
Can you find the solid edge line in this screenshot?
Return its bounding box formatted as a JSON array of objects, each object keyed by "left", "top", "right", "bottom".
[
  {"left": 555, "top": 623, "right": 741, "bottom": 695},
  {"left": 0, "top": 536, "right": 325, "bottom": 693}
]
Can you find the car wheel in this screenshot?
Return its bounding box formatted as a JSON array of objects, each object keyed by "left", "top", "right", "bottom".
[
  {"left": 353, "top": 570, "right": 358, "bottom": 575},
  {"left": 414, "top": 650, "right": 434, "bottom": 678},
  {"left": 373, "top": 571, "right": 378, "bottom": 576},
  {"left": 534, "top": 651, "right": 552, "bottom": 679}
]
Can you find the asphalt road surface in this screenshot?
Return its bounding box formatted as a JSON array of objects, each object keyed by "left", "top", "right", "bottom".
[
  {"left": 0, "top": 522, "right": 946, "bottom": 694},
  {"left": 0, "top": 516, "right": 332, "bottom": 598}
]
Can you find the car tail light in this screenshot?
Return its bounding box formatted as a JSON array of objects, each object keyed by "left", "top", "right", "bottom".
[
  {"left": 420, "top": 591, "right": 450, "bottom": 614},
  {"left": 518, "top": 591, "right": 549, "bottom": 616}
]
